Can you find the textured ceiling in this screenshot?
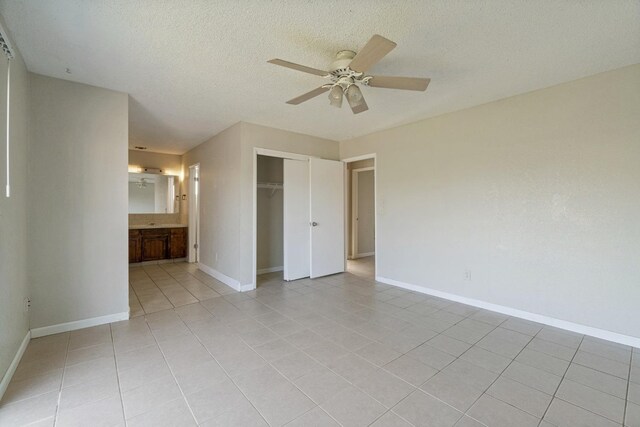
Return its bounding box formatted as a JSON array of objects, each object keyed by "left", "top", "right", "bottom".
[{"left": 1, "top": 1, "right": 639, "bottom": 154}]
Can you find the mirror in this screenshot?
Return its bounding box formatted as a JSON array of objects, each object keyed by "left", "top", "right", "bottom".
[{"left": 128, "top": 173, "right": 179, "bottom": 214}]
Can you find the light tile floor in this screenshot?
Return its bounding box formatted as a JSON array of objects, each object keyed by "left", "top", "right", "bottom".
[
  {"left": 347, "top": 256, "right": 375, "bottom": 279},
  {"left": 129, "top": 262, "right": 237, "bottom": 317},
  {"left": 1, "top": 263, "right": 639, "bottom": 426}
]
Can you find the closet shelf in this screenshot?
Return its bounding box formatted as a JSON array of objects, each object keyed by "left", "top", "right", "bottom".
[{"left": 257, "top": 182, "right": 283, "bottom": 197}]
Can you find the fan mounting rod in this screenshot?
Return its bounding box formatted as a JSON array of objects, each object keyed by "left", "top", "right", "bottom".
[{"left": 325, "top": 50, "right": 371, "bottom": 88}]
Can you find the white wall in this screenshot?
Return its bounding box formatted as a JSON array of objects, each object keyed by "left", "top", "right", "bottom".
[
  {"left": 341, "top": 64, "right": 640, "bottom": 340},
  {"left": 28, "top": 74, "right": 129, "bottom": 329},
  {"left": 0, "top": 23, "right": 30, "bottom": 388}
]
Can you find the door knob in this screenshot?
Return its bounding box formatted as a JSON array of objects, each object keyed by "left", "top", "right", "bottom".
[{"left": 311, "top": 222, "right": 318, "bottom": 227}]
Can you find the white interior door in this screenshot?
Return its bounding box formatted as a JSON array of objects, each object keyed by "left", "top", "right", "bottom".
[
  {"left": 283, "top": 159, "right": 310, "bottom": 281},
  {"left": 310, "top": 158, "right": 345, "bottom": 278}
]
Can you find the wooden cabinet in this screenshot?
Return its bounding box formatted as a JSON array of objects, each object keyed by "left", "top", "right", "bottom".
[
  {"left": 170, "top": 228, "right": 187, "bottom": 259},
  {"left": 129, "top": 230, "right": 142, "bottom": 263},
  {"left": 129, "top": 226, "right": 187, "bottom": 263}
]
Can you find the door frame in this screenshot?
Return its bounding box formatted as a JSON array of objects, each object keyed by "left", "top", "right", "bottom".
[
  {"left": 342, "top": 153, "right": 377, "bottom": 276},
  {"left": 188, "top": 163, "right": 200, "bottom": 263},
  {"left": 252, "top": 148, "right": 313, "bottom": 290},
  {"left": 351, "top": 166, "right": 375, "bottom": 259}
]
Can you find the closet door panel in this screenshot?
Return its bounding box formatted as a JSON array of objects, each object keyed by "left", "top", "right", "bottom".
[
  {"left": 309, "top": 158, "right": 345, "bottom": 278},
  {"left": 283, "top": 159, "right": 310, "bottom": 281}
]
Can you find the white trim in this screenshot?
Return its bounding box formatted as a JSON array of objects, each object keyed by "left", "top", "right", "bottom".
[
  {"left": 257, "top": 266, "right": 283, "bottom": 275},
  {"left": 255, "top": 148, "right": 312, "bottom": 161},
  {"left": 376, "top": 276, "right": 640, "bottom": 348},
  {"left": 188, "top": 163, "right": 200, "bottom": 263},
  {"left": 0, "top": 330, "right": 30, "bottom": 400},
  {"left": 240, "top": 283, "right": 256, "bottom": 292},
  {"left": 198, "top": 262, "right": 241, "bottom": 292},
  {"left": 342, "top": 153, "right": 376, "bottom": 163},
  {"left": 30, "top": 312, "right": 130, "bottom": 338},
  {"left": 353, "top": 252, "right": 375, "bottom": 259}
]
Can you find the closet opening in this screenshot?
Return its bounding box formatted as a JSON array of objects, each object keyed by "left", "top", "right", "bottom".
[{"left": 256, "top": 155, "right": 284, "bottom": 287}]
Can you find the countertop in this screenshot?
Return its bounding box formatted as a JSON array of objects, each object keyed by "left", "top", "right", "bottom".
[{"left": 129, "top": 223, "right": 188, "bottom": 230}]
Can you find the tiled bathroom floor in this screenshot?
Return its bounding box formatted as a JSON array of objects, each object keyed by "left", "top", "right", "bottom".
[
  {"left": 129, "top": 263, "right": 237, "bottom": 317},
  {"left": 1, "top": 265, "right": 638, "bottom": 426}
]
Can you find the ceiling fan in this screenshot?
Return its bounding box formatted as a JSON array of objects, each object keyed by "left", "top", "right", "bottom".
[{"left": 268, "top": 34, "right": 430, "bottom": 114}]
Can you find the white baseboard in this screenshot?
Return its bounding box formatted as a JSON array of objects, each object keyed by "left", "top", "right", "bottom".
[
  {"left": 376, "top": 276, "right": 640, "bottom": 348},
  {"left": 198, "top": 263, "right": 241, "bottom": 292},
  {"left": 353, "top": 252, "right": 375, "bottom": 259},
  {"left": 257, "top": 266, "right": 283, "bottom": 275},
  {"left": 0, "top": 330, "right": 30, "bottom": 401},
  {"left": 240, "top": 283, "right": 256, "bottom": 292},
  {"left": 30, "top": 311, "right": 130, "bottom": 338}
]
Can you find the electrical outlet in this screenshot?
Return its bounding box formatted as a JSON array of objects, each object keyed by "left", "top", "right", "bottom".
[
  {"left": 464, "top": 270, "right": 471, "bottom": 281},
  {"left": 23, "top": 297, "right": 31, "bottom": 313}
]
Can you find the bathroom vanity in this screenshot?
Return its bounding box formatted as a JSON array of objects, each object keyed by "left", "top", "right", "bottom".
[{"left": 129, "top": 224, "right": 187, "bottom": 263}]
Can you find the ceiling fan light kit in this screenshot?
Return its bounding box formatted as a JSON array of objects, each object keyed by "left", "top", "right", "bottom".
[{"left": 268, "top": 34, "right": 430, "bottom": 114}]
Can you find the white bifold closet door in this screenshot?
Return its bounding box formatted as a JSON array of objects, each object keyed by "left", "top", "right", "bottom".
[
  {"left": 309, "top": 158, "right": 345, "bottom": 278},
  {"left": 283, "top": 157, "right": 345, "bottom": 280},
  {"left": 283, "top": 159, "right": 310, "bottom": 281}
]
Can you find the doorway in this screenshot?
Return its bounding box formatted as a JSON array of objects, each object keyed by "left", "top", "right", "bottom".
[
  {"left": 252, "top": 148, "right": 345, "bottom": 289},
  {"left": 344, "top": 155, "right": 376, "bottom": 279},
  {"left": 256, "top": 155, "right": 284, "bottom": 285},
  {"left": 188, "top": 164, "right": 200, "bottom": 263}
]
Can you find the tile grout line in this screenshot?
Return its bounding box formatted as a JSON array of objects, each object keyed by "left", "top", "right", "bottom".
[
  {"left": 109, "top": 324, "right": 129, "bottom": 426},
  {"left": 141, "top": 315, "right": 201, "bottom": 425},
  {"left": 622, "top": 348, "right": 633, "bottom": 427},
  {"left": 364, "top": 299, "right": 509, "bottom": 426},
  {"left": 52, "top": 332, "right": 71, "bottom": 427},
  {"left": 176, "top": 308, "right": 275, "bottom": 426},
  {"left": 536, "top": 334, "right": 584, "bottom": 427}
]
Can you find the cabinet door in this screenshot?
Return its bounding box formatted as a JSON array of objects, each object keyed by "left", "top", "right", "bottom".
[
  {"left": 170, "top": 228, "right": 187, "bottom": 258},
  {"left": 142, "top": 235, "right": 169, "bottom": 261},
  {"left": 129, "top": 237, "right": 141, "bottom": 263},
  {"left": 129, "top": 230, "right": 142, "bottom": 263}
]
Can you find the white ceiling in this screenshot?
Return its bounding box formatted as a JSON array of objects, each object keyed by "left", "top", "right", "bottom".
[{"left": 1, "top": 1, "right": 639, "bottom": 154}]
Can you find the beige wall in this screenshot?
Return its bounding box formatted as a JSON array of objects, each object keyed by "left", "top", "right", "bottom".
[
  {"left": 356, "top": 170, "right": 375, "bottom": 255},
  {"left": 128, "top": 150, "right": 182, "bottom": 176},
  {"left": 182, "top": 121, "right": 339, "bottom": 287},
  {"left": 239, "top": 122, "right": 340, "bottom": 286},
  {"left": 28, "top": 74, "right": 129, "bottom": 329},
  {"left": 0, "top": 25, "right": 30, "bottom": 388},
  {"left": 341, "top": 64, "right": 640, "bottom": 340},
  {"left": 182, "top": 123, "right": 243, "bottom": 281}
]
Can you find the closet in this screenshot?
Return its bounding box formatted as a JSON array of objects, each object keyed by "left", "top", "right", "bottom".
[
  {"left": 255, "top": 152, "right": 345, "bottom": 284},
  {"left": 256, "top": 156, "right": 284, "bottom": 276}
]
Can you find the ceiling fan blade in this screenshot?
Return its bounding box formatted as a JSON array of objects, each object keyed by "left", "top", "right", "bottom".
[
  {"left": 348, "top": 34, "right": 397, "bottom": 73},
  {"left": 349, "top": 93, "right": 369, "bottom": 115},
  {"left": 268, "top": 59, "right": 329, "bottom": 77},
  {"left": 368, "top": 76, "right": 430, "bottom": 91},
  {"left": 286, "top": 86, "right": 330, "bottom": 105}
]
